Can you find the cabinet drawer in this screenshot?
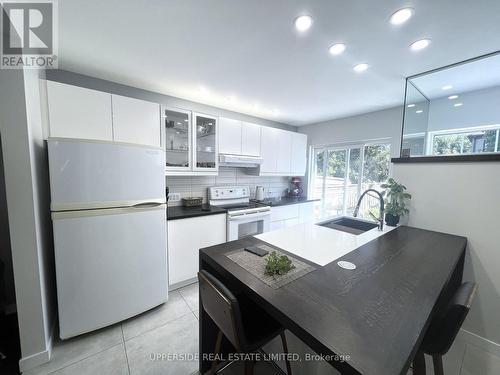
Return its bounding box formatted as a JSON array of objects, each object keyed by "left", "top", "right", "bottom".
[{"left": 270, "top": 205, "right": 299, "bottom": 222}]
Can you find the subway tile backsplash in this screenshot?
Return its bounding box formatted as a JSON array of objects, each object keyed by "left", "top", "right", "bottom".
[{"left": 166, "top": 167, "right": 290, "bottom": 206}]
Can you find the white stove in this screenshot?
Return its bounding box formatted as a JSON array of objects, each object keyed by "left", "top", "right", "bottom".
[{"left": 209, "top": 186, "right": 271, "bottom": 240}]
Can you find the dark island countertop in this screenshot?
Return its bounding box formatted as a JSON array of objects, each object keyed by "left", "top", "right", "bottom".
[
  {"left": 167, "top": 204, "right": 226, "bottom": 221},
  {"left": 199, "top": 226, "right": 467, "bottom": 375},
  {"left": 251, "top": 196, "right": 320, "bottom": 207}
]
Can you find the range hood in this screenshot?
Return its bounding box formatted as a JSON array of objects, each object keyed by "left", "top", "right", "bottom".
[{"left": 219, "top": 154, "right": 263, "bottom": 167}]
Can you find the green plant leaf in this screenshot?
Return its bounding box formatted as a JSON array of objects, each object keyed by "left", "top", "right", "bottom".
[{"left": 265, "top": 251, "right": 295, "bottom": 277}]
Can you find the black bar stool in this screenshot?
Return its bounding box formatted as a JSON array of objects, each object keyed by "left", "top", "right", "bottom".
[
  {"left": 198, "top": 270, "right": 292, "bottom": 375},
  {"left": 413, "top": 282, "right": 478, "bottom": 375}
]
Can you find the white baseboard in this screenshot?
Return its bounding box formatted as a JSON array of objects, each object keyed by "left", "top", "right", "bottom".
[
  {"left": 19, "top": 317, "right": 56, "bottom": 373},
  {"left": 169, "top": 277, "right": 197, "bottom": 291},
  {"left": 19, "top": 349, "right": 51, "bottom": 373}
]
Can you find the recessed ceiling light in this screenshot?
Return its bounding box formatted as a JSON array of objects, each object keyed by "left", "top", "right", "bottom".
[
  {"left": 294, "top": 15, "right": 313, "bottom": 32},
  {"left": 353, "top": 63, "right": 369, "bottom": 72},
  {"left": 410, "top": 38, "right": 431, "bottom": 51},
  {"left": 198, "top": 86, "right": 209, "bottom": 95},
  {"left": 416, "top": 110, "right": 423, "bottom": 114},
  {"left": 442, "top": 85, "right": 453, "bottom": 90},
  {"left": 329, "top": 43, "right": 346, "bottom": 55},
  {"left": 454, "top": 103, "right": 463, "bottom": 107},
  {"left": 390, "top": 8, "right": 414, "bottom": 25},
  {"left": 407, "top": 104, "right": 416, "bottom": 108},
  {"left": 448, "top": 95, "right": 459, "bottom": 100},
  {"left": 184, "top": 119, "right": 188, "bottom": 122}
]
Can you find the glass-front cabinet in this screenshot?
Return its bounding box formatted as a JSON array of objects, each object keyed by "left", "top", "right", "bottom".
[
  {"left": 164, "top": 108, "right": 191, "bottom": 171},
  {"left": 163, "top": 107, "right": 218, "bottom": 175},
  {"left": 193, "top": 113, "right": 218, "bottom": 172}
]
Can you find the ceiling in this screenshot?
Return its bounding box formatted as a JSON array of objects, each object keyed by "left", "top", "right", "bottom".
[{"left": 57, "top": 0, "right": 500, "bottom": 126}]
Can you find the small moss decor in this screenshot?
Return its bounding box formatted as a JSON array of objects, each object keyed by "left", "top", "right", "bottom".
[{"left": 264, "top": 251, "right": 295, "bottom": 277}]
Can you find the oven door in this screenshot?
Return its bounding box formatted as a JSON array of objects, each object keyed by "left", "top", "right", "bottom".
[{"left": 227, "top": 210, "right": 271, "bottom": 241}]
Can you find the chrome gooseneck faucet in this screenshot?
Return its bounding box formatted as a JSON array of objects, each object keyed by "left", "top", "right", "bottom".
[{"left": 353, "top": 189, "right": 385, "bottom": 231}]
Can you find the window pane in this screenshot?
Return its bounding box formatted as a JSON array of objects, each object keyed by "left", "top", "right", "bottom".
[
  {"left": 402, "top": 136, "right": 425, "bottom": 156},
  {"left": 433, "top": 134, "right": 463, "bottom": 155},
  {"left": 363, "top": 144, "right": 390, "bottom": 184},
  {"left": 484, "top": 130, "right": 497, "bottom": 152},
  {"left": 311, "top": 143, "right": 390, "bottom": 221},
  {"left": 324, "top": 150, "right": 346, "bottom": 218},
  {"left": 433, "top": 129, "right": 500, "bottom": 155},
  {"left": 359, "top": 144, "right": 391, "bottom": 219},
  {"left": 345, "top": 148, "right": 361, "bottom": 215},
  {"left": 312, "top": 150, "right": 325, "bottom": 219}
]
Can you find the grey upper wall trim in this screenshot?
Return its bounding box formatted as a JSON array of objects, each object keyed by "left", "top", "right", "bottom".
[{"left": 45, "top": 70, "right": 297, "bottom": 132}]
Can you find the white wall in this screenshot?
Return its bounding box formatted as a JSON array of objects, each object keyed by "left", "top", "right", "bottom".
[
  {"left": 0, "top": 68, "right": 56, "bottom": 371},
  {"left": 428, "top": 85, "right": 500, "bottom": 132},
  {"left": 298, "top": 106, "right": 403, "bottom": 158},
  {"left": 394, "top": 162, "right": 500, "bottom": 374},
  {"left": 297, "top": 107, "right": 403, "bottom": 197},
  {"left": 0, "top": 142, "right": 15, "bottom": 306}
]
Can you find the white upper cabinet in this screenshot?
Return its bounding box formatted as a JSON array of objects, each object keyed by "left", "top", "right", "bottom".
[
  {"left": 259, "top": 126, "right": 280, "bottom": 173},
  {"left": 47, "top": 81, "right": 113, "bottom": 141},
  {"left": 261, "top": 127, "right": 291, "bottom": 174},
  {"left": 276, "top": 129, "right": 292, "bottom": 173},
  {"left": 111, "top": 95, "right": 161, "bottom": 148},
  {"left": 219, "top": 119, "right": 261, "bottom": 157},
  {"left": 241, "top": 122, "right": 261, "bottom": 156},
  {"left": 219, "top": 117, "right": 242, "bottom": 155},
  {"left": 253, "top": 127, "right": 306, "bottom": 176},
  {"left": 290, "top": 132, "right": 307, "bottom": 176}
]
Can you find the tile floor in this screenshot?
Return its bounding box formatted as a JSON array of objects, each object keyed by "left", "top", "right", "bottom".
[
  {"left": 25, "top": 282, "right": 411, "bottom": 375},
  {"left": 26, "top": 283, "right": 201, "bottom": 375}
]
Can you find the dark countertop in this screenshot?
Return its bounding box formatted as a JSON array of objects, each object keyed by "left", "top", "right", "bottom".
[
  {"left": 167, "top": 204, "right": 226, "bottom": 221},
  {"left": 199, "top": 226, "right": 467, "bottom": 375},
  {"left": 251, "top": 196, "right": 320, "bottom": 207}
]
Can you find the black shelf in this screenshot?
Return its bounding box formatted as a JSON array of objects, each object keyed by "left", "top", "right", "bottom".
[{"left": 392, "top": 154, "right": 500, "bottom": 163}]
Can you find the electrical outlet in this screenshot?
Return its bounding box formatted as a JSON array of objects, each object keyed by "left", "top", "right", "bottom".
[{"left": 168, "top": 193, "right": 181, "bottom": 202}]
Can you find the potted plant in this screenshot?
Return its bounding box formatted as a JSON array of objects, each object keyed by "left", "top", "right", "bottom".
[{"left": 381, "top": 178, "right": 411, "bottom": 226}]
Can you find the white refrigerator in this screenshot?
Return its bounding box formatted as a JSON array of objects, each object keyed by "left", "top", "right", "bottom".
[{"left": 48, "top": 138, "right": 168, "bottom": 339}]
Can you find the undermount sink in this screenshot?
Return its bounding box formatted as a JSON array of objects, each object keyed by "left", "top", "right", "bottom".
[{"left": 317, "top": 216, "right": 378, "bottom": 235}]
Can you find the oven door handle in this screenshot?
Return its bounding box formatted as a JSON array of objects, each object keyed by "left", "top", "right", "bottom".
[{"left": 228, "top": 210, "right": 270, "bottom": 220}]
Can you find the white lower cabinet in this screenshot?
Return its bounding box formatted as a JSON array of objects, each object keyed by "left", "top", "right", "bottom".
[
  {"left": 167, "top": 213, "right": 226, "bottom": 286},
  {"left": 270, "top": 202, "right": 315, "bottom": 230}
]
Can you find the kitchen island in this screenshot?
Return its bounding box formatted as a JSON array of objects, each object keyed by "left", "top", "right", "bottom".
[{"left": 198, "top": 224, "right": 466, "bottom": 375}]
